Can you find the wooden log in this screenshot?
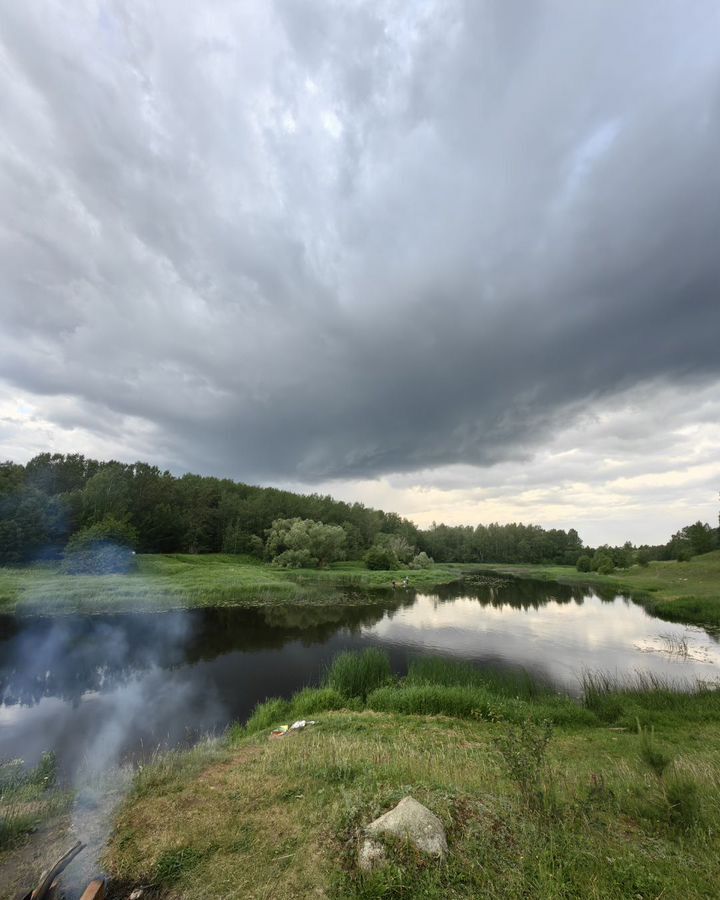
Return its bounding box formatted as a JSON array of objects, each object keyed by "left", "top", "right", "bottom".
[
  {"left": 30, "top": 842, "right": 85, "bottom": 900},
  {"left": 79, "top": 879, "right": 105, "bottom": 900}
]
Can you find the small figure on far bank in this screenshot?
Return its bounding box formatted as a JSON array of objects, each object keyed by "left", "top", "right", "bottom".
[
  {"left": 391, "top": 579, "right": 397, "bottom": 589},
  {"left": 403, "top": 576, "right": 409, "bottom": 588}
]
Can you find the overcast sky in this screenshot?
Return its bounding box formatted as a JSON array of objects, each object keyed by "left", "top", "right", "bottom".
[{"left": 1, "top": 1, "right": 719, "bottom": 545}]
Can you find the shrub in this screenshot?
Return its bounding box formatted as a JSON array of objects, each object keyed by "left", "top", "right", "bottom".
[
  {"left": 272, "top": 548, "right": 317, "bottom": 568},
  {"left": 62, "top": 516, "right": 138, "bottom": 574},
  {"left": 576, "top": 554, "right": 592, "bottom": 573},
  {"left": 325, "top": 649, "right": 391, "bottom": 700},
  {"left": 266, "top": 518, "right": 346, "bottom": 568},
  {"left": 364, "top": 544, "right": 399, "bottom": 570},
  {"left": 494, "top": 719, "right": 554, "bottom": 811},
  {"left": 410, "top": 551, "right": 433, "bottom": 569}
]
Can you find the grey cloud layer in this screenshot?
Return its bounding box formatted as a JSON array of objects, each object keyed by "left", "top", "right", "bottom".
[{"left": 1, "top": 1, "right": 719, "bottom": 481}]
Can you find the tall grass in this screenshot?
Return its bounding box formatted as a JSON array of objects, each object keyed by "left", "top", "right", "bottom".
[
  {"left": 407, "top": 656, "right": 549, "bottom": 699},
  {"left": 581, "top": 671, "right": 720, "bottom": 726},
  {"left": 324, "top": 648, "right": 391, "bottom": 700}
]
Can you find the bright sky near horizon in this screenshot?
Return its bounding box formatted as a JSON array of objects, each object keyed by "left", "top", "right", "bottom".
[{"left": 1, "top": 1, "right": 719, "bottom": 546}]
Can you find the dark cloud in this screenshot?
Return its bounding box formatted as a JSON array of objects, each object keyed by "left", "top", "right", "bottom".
[{"left": 1, "top": 1, "right": 719, "bottom": 483}]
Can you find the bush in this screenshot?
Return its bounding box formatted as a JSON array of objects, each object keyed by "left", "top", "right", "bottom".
[
  {"left": 266, "top": 518, "right": 346, "bottom": 568},
  {"left": 364, "top": 544, "right": 399, "bottom": 570},
  {"left": 62, "top": 516, "right": 138, "bottom": 574},
  {"left": 410, "top": 551, "right": 433, "bottom": 569},
  {"left": 272, "top": 548, "right": 317, "bottom": 568},
  {"left": 325, "top": 649, "right": 391, "bottom": 700},
  {"left": 576, "top": 555, "right": 592, "bottom": 573},
  {"left": 590, "top": 550, "right": 614, "bottom": 574}
]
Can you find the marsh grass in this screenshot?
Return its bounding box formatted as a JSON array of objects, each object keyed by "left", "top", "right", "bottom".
[
  {"left": 659, "top": 632, "right": 689, "bottom": 658},
  {"left": 325, "top": 648, "right": 392, "bottom": 700},
  {"left": 406, "top": 657, "right": 550, "bottom": 699},
  {"left": 581, "top": 670, "right": 720, "bottom": 727}
]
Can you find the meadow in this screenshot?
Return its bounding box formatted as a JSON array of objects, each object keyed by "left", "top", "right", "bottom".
[
  {"left": 0, "top": 555, "right": 469, "bottom": 616},
  {"left": 100, "top": 651, "right": 720, "bottom": 899}
]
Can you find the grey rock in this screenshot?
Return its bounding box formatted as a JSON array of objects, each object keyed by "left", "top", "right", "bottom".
[
  {"left": 357, "top": 837, "right": 387, "bottom": 872},
  {"left": 361, "top": 796, "right": 448, "bottom": 865}
]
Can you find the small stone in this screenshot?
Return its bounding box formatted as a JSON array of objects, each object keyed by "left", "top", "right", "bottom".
[
  {"left": 364, "top": 796, "right": 448, "bottom": 859},
  {"left": 128, "top": 890, "right": 144, "bottom": 899},
  {"left": 358, "top": 838, "right": 387, "bottom": 872}
]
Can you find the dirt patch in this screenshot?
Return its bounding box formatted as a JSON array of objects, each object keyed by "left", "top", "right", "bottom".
[{"left": 0, "top": 812, "right": 73, "bottom": 900}]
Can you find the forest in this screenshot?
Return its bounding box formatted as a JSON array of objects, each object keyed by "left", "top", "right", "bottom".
[{"left": 0, "top": 453, "right": 716, "bottom": 569}]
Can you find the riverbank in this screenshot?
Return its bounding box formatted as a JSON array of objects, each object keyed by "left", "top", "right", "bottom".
[
  {"left": 476, "top": 550, "right": 720, "bottom": 627},
  {"left": 100, "top": 654, "right": 720, "bottom": 899},
  {"left": 0, "top": 555, "right": 472, "bottom": 616}
]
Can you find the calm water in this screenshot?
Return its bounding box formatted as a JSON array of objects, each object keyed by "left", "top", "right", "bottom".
[{"left": 1, "top": 578, "right": 718, "bottom": 777}]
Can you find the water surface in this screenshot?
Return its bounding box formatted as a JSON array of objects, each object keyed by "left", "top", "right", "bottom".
[{"left": 1, "top": 577, "right": 718, "bottom": 777}]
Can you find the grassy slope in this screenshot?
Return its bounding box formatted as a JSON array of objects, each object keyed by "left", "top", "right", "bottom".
[
  {"left": 475, "top": 550, "right": 720, "bottom": 627},
  {"left": 0, "top": 556, "right": 470, "bottom": 616},
  {"left": 104, "top": 705, "right": 720, "bottom": 899}
]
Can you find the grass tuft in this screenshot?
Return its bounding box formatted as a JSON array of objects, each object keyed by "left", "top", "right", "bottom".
[{"left": 325, "top": 648, "right": 392, "bottom": 700}]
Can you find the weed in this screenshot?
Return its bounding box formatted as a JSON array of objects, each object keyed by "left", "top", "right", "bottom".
[
  {"left": 637, "top": 722, "right": 672, "bottom": 777},
  {"left": 493, "top": 719, "right": 554, "bottom": 812}
]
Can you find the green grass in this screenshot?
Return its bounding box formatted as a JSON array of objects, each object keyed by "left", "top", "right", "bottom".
[
  {"left": 0, "top": 753, "right": 70, "bottom": 851},
  {"left": 475, "top": 549, "right": 720, "bottom": 627},
  {"left": 104, "top": 655, "right": 720, "bottom": 898},
  {"left": 0, "top": 555, "right": 470, "bottom": 616},
  {"left": 326, "top": 648, "right": 393, "bottom": 701}
]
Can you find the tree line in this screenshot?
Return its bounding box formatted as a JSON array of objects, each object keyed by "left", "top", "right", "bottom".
[{"left": 0, "top": 453, "right": 717, "bottom": 569}]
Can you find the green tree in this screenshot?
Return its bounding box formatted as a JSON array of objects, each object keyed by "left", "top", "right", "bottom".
[
  {"left": 0, "top": 462, "right": 69, "bottom": 563},
  {"left": 266, "top": 518, "right": 346, "bottom": 568}
]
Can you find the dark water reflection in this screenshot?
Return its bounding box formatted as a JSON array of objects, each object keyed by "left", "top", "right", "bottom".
[{"left": 0, "top": 578, "right": 718, "bottom": 777}]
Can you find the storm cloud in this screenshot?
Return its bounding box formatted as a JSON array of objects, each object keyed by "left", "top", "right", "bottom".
[{"left": 1, "top": 1, "right": 719, "bottom": 534}]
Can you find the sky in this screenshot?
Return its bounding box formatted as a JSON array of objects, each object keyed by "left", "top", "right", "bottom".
[{"left": 1, "top": 0, "right": 719, "bottom": 546}]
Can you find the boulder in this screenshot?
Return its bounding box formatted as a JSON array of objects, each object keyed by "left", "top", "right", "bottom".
[{"left": 358, "top": 796, "right": 447, "bottom": 871}]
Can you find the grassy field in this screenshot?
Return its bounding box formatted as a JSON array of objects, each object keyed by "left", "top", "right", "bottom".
[
  {"left": 0, "top": 555, "right": 470, "bottom": 616},
  {"left": 475, "top": 550, "right": 720, "bottom": 627},
  {"left": 101, "top": 653, "right": 720, "bottom": 899}
]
